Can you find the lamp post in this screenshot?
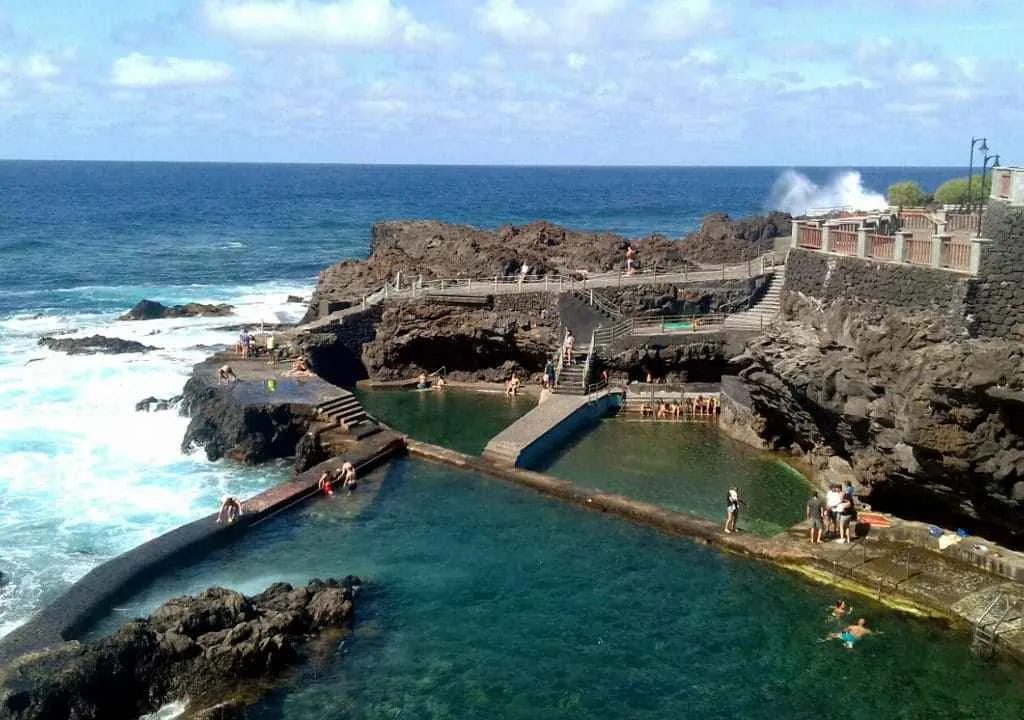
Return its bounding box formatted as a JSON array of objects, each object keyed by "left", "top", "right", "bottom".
[
  {"left": 976, "top": 152, "right": 999, "bottom": 237},
  {"left": 966, "top": 137, "right": 988, "bottom": 209}
]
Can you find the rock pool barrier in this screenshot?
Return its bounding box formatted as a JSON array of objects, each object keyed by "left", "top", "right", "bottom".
[{"left": 0, "top": 432, "right": 405, "bottom": 665}]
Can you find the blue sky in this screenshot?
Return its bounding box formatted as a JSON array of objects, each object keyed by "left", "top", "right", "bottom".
[{"left": 0, "top": 0, "right": 1020, "bottom": 164}]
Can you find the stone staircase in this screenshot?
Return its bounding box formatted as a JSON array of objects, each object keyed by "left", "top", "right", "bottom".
[
  {"left": 315, "top": 392, "right": 381, "bottom": 439},
  {"left": 483, "top": 438, "right": 520, "bottom": 465},
  {"left": 554, "top": 349, "right": 590, "bottom": 395},
  {"left": 556, "top": 293, "right": 609, "bottom": 340},
  {"left": 723, "top": 266, "right": 786, "bottom": 331}
]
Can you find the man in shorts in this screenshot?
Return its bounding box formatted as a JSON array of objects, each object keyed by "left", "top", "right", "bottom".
[{"left": 807, "top": 491, "right": 825, "bottom": 543}]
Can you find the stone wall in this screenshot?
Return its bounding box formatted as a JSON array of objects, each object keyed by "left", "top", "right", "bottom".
[
  {"left": 782, "top": 248, "right": 971, "bottom": 332},
  {"left": 493, "top": 292, "right": 560, "bottom": 318},
  {"left": 965, "top": 200, "right": 1024, "bottom": 339},
  {"left": 294, "top": 305, "right": 384, "bottom": 386},
  {"left": 597, "top": 278, "right": 758, "bottom": 316}
]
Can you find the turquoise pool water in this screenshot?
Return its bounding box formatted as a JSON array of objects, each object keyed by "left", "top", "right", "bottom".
[
  {"left": 356, "top": 388, "right": 535, "bottom": 455},
  {"left": 92, "top": 459, "right": 1024, "bottom": 719},
  {"left": 537, "top": 417, "right": 810, "bottom": 535}
]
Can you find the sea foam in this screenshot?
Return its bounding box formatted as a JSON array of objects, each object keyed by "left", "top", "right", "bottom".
[
  {"left": 767, "top": 170, "right": 889, "bottom": 216},
  {"left": 0, "top": 280, "right": 310, "bottom": 638}
]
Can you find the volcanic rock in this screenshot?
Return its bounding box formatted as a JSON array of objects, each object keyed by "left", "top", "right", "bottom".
[
  {"left": 38, "top": 335, "right": 157, "bottom": 355},
  {"left": 677, "top": 212, "right": 791, "bottom": 265},
  {"left": 119, "top": 300, "right": 233, "bottom": 321},
  {"left": 0, "top": 577, "right": 361, "bottom": 720},
  {"left": 135, "top": 395, "right": 183, "bottom": 412}
]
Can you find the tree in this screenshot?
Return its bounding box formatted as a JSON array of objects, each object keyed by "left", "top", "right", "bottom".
[
  {"left": 934, "top": 175, "right": 992, "bottom": 205},
  {"left": 887, "top": 181, "right": 927, "bottom": 207}
]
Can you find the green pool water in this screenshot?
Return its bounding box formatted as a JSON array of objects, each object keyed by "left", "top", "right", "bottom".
[
  {"left": 537, "top": 417, "right": 811, "bottom": 536},
  {"left": 356, "top": 388, "right": 535, "bottom": 455},
  {"left": 92, "top": 459, "right": 1024, "bottom": 719}
]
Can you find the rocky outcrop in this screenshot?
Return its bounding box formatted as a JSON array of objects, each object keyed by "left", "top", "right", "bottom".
[
  {"left": 728, "top": 296, "right": 1024, "bottom": 546},
  {"left": 38, "top": 335, "right": 157, "bottom": 355},
  {"left": 676, "top": 212, "right": 791, "bottom": 264},
  {"left": 305, "top": 215, "right": 786, "bottom": 322},
  {"left": 0, "top": 578, "right": 360, "bottom": 720},
  {"left": 179, "top": 360, "right": 314, "bottom": 464},
  {"left": 598, "top": 278, "right": 758, "bottom": 317},
  {"left": 120, "top": 300, "right": 233, "bottom": 321},
  {"left": 360, "top": 299, "right": 560, "bottom": 382},
  {"left": 135, "top": 395, "right": 183, "bottom": 412}
]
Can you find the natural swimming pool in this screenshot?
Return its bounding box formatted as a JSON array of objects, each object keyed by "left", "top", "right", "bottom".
[
  {"left": 356, "top": 387, "right": 536, "bottom": 455},
  {"left": 93, "top": 459, "right": 1024, "bottom": 719},
  {"left": 536, "top": 417, "right": 810, "bottom": 535}
]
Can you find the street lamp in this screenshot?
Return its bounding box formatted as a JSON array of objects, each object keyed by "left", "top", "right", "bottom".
[
  {"left": 967, "top": 137, "right": 988, "bottom": 208},
  {"left": 976, "top": 152, "right": 999, "bottom": 237}
]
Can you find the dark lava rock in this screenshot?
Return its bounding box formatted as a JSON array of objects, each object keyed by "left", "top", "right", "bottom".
[
  {"left": 119, "top": 299, "right": 234, "bottom": 321},
  {"left": 286, "top": 295, "right": 305, "bottom": 304},
  {"left": 38, "top": 335, "right": 157, "bottom": 355},
  {"left": 135, "top": 395, "right": 183, "bottom": 412},
  {"left": 0, "top": 577, "right": 361, "bottom": 720}
]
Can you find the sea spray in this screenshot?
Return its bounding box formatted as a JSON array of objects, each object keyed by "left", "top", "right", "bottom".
[
  {"left": 767, "top": 170, "right": 889, "bottom": 216},
  {"left": 0, "top": 280, "right": 310, "bottom": 638}
]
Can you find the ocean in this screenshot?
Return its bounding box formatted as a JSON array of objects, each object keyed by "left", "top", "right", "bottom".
[{"left": 0, "top": 163, "right": 966, "bottom": 649}]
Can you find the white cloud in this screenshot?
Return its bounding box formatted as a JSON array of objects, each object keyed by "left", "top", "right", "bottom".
[
  {"left": 685, "top": 48, "right": 718, "bottom": 66},
  {"left": 902, "top": 60, "right": 940, "bottom": 82},
  {"left": 644, "top": 0, "right": 715, "bottom": 40},
  {"left": 204, "top": 0, "right": 435, "bottom": 47},
  {"left": 111, "top": 54, "right": 235, "bottom": 88},
  {"left": 22, "top": 54, "right": 61, "bottom": 80},
  {"left": 478, "top": 0, "right": 550, "bottom": 44},
  {"left": 566, "top": 52, "right": 587, "bottom": 70}
]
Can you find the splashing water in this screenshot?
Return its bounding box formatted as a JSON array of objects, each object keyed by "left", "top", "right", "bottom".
[{"left": 767, "top": 170, "right": 889, "bottom": 216}]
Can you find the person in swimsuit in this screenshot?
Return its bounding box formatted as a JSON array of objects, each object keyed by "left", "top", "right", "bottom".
[
  {"left": 657, "top": 402, "right": 670, "bottom": 419},
  {"left": 434, "top": 376, "right": 446, "bottom": 390},
  {"left": 829, "top": 618, "right": 872, "bottom": 649},
  {"left": 318, "top": 470, "right": 334, "bottom": 495},
  {"left": 724, "top": 488, "right": 740, "bottom": 533},
  {"left": 417, "top": 372, "right": 429, "bottom": 389},
  {"left": 216, "top": 496, "right": 243, "bottom": 524},
  {"left": 340, "top": 461, "right": 357, "bottom": 495},
  {"left": 807, "top": 492, "right": 825, "bottom": 544},
  {"left": 218, "top": 364, "right": 238, "bottom": 383}
]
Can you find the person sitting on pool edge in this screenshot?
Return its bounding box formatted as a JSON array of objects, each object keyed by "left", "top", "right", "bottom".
[
  {"left": 216, "top": 496, "right": 244, "bottom": 524},
  {"left": 434, "top": 376, "right": 446, "bottom": 390},
  {"left": 656, "top": 401, "right": 671, "bottom": 419}
]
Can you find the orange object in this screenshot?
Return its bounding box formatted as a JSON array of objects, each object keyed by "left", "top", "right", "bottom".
[{"left": 857, "top": 512, "right": 891, "bottom": 528}]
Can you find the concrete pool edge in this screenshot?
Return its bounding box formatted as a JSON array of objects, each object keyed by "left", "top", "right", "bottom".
[
  {"left": 407, "top": 439, "right": 1024, "bottom": 664},
  {"left": 0, "top": 432, "right": 406, "bottom": 665}
]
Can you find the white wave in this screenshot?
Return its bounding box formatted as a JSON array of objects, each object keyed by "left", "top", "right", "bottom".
[
  {"left": 767, "top": 170, "right": 889, "bottom": 216},
  {"left": 0, "top": 280, "right": 312, "bottom": 638}
]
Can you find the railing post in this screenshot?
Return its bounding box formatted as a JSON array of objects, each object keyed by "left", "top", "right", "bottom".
[
  {"left": 440, "top": 279, "right": 445, "bottom": 291},
  {"left": 544, "top": 276, "right": 549, "bottom": 292},
  {"left": 969, "top": 238, "right": 987, "bottom": 275},
  {"left": 856, "top": 229, "right": 868, "bottom": 258},
  {"left": 931, "top": 234, "right": 946, "bottom": 269},
  {"left": 721, "top": 264, "right": 725, "bottom": 280},
  {"left": 494, "top": 276, "right": 498, "bottom": 293},
  {"left": 384, "top": 283, "right": 388, "bottom": 299},
  {"left": 894, "top": 231, "right": 910, "bottom": 263},
  {"left": 821, "top": 224, "right": 832, "bottom": 253},
  {"left": 589, "top": 289, "right": 594, "bottom": 305},
  {"left": 468, "top": 278, "right": 472, "bottom": 291},
  {"left": 791, "top": 221, "right": 800, "bottom": 248}
]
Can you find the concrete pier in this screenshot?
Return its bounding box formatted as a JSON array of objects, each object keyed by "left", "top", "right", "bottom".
[{"left": 482, "top": 389, "right": 622, "bottom": 468}]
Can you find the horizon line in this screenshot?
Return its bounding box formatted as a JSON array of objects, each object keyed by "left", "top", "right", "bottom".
[{"left": 0, "top": 158, "right": 968, "bottom": 169}]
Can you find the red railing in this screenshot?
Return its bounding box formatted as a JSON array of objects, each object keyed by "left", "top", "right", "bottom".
[
  {"left": 834, "top": 222, "right": 860, "bottom": 233},
  {"left": 940, "top": 239, "right": 971, "bottom": 272},
  {"left": 904, "top": 237, "right": 932, "bottom": 265},
  {"left": 868, "top": 234, "right": 895, "bottom": 261},
  {"left": 945, "top": 213, "right": 978, "bottom": 233},
  {"left": 900, "top": 211, "right": 935, "bottom": 231},
  {"left": 829, "top": 229, "right": 857, "bottom": 256},
  {"left": 797, "top": 224, "right": 822, "bottom": 250}
]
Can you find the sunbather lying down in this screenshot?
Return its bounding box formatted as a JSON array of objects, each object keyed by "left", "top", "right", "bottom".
[{"left": 284, "top": 356, "right": 311, "bottom": 376}]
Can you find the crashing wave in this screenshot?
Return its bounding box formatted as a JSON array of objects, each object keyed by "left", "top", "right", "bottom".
[{"left": 767, "top": 170, "right": 889, "bottom": 217}]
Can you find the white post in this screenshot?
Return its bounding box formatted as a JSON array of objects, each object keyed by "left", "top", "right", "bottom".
[
  {"left": 791, "top": 222, "right": 800, "bottom": 248},
  {"left": 494, "top": 276, "right": 498, "bottom": 292},
  {"left": 969, "top": 238, "right": 988, "bottom": 275},
  {"left": 545, "top": 276, "right": 549, "bottom": 292},
  {"left": 468, "top": 278, "right": 472, "bottom": 291},
  {"left": 931, "top": 234, "right": 947, "bottom": 269},
  {"left": 894, "top": 231, "right": 910, "bottom": 263},
  {"left": 856, "top": 229, "right": 868, "bottom": 258},
  {"left": 821, "top": 224, "right": 832, "bottom": 253}
]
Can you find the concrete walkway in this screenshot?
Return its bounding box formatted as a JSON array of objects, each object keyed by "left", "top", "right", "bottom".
[{"left": 482, "top": 389, "right": 621, "bottom": 468}]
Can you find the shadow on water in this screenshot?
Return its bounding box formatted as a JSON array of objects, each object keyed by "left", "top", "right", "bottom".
[{"left": 88, "top": 459, "right": 1024, "bottom": 720}]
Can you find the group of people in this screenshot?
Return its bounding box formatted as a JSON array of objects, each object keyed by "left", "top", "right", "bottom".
[
  {"left": 317, "top": 461, "right": 358, "bottom": 496},
  {"left": 416, "top": 372, "right": 446, "bottom": 390},
  {"left": 237, "top": 328, "right": 257, "bottom": 358},
  {"left": 639, "top": 395, "right": 720, "bottom": 418},
  {"left": 806, "top": 482, "right": 858, "bottom": 544}
]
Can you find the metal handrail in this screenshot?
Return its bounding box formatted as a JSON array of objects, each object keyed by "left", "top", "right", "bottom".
[
  {"left": 581, "top": 329, "right": 596, "bottom": 390},
  {"left": 586, "top": 289, "right": 624, "bottom": 318}
]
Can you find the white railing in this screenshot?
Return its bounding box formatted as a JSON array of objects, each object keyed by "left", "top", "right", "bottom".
[{"left": 586, "top": 289, "right": 624, "bottom": 318}]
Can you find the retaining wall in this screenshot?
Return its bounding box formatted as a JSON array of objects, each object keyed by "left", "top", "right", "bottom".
[{"left": 966, "top": 200, "right": 1024, "bottom": 339}]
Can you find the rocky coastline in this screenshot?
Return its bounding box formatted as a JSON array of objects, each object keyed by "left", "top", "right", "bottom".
[{"left": 0, "top": 578, "right": 360, "bottom": 720}]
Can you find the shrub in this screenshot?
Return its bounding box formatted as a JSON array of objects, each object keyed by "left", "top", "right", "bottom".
[
  {"left": 934, "top": 175, "right": 991, "bottom": 205},
  {"left": 887, "top": 181, "right": 927, "bottom": 207}
]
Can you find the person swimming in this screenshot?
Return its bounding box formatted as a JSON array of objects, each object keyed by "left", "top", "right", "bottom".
[
  {"left": 340, "top": 461, "right": 357, "bottom": 495},
  {"left": 417, "top": 372, "right": 429, "bottom": 389},
  {"left": 832, "top": 600, "right": 851, "bottom": 619},
  {"left": 827, "top": 618, "right": 873, "bottom": 649}
]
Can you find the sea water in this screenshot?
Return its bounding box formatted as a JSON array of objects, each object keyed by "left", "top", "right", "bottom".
[
  {"left": 91, "top": 460, "right": 1024, "bottom": 719},
  {"left": 0, "top": 162, "right": 966, "bottom": 640}
]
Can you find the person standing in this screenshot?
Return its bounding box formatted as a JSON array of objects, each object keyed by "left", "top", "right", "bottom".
[
  {"left": 807, "top": 491, "right": 824, "bottom": 543},
  {"left": 724, "top": 488, "right": 740, "bottom": 533},
  {"left": 544, "top": 359, "right": 555, "bottom": 388},
  {"left": 625, "top": 243, "right": 637, "bottom": 275},
  {"left": 564, "top": 330, "right": 575, "bottom": 365}
]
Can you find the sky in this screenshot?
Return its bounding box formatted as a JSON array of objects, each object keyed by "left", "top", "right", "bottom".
[{"left": 0, "top": 0, "right": 1021, "bottom": 164}]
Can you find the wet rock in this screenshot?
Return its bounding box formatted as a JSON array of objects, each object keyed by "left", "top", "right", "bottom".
[
  {"left": 135, "top": 395, "right": 183, "bottom": 412},
  {"left": 119, "top": 299, "right": 233, "bottom": 321},
  {"left": 0, "top": 577, "right": 362, "bottom": 720},
  {"left": 286, "top": 295, "right": 305, "bottom": 304},
  {"left": 38, "top": 335, "right": 157, "bottom": 355}
]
